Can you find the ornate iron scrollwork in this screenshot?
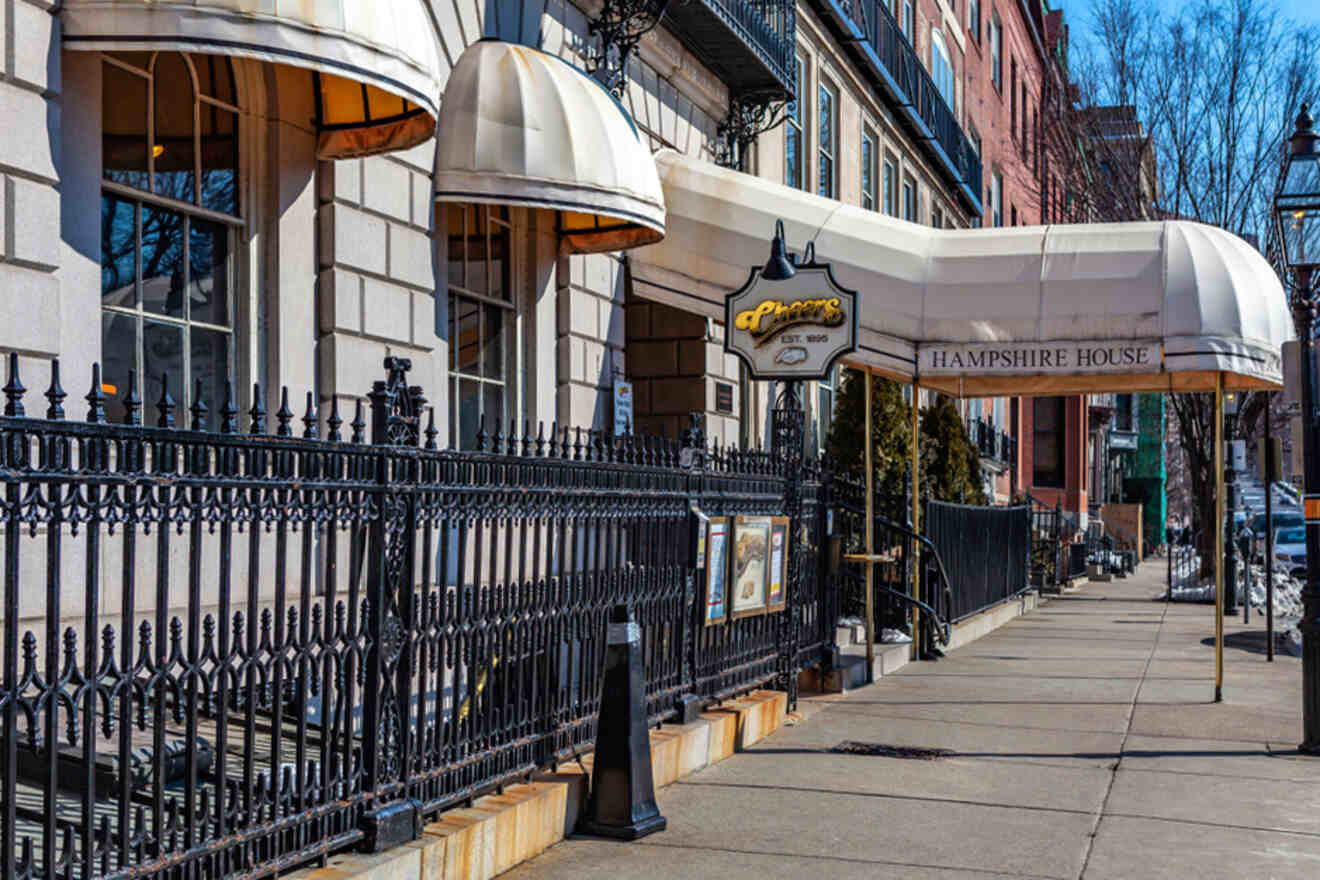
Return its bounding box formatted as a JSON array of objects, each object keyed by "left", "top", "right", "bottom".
[
  {"left": 717, "top": 91, "right": 793, "bottom": 172},
  {"left": 587, "top": 0, "right": 672, "bottom": 97}
]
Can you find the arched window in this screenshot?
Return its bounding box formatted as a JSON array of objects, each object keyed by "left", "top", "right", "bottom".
[
  {"left": 931, "top": 31, "right": 955, "bottom": 110},
  {"left": 101, "top": 52, "right": 241, "bottom": 426}
]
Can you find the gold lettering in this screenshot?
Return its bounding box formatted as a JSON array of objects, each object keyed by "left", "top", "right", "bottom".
[{"left": 734, "top": 296, "right": 846, "bottom": 347}]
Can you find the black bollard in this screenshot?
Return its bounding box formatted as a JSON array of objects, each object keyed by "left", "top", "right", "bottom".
[{"left": 578, "top": 604, "right": 667, "bottom": 840}]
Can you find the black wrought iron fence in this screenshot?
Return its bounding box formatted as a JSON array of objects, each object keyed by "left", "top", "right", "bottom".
[
  {"left": 0, "top": 356, "right": 836, "bottom": 880},
  {"left": 828, "top": 474, "right": 952, "bottom": 649},
  {"left": 924, "top": 501, "right": 1031, "bottom": 622},
  {"left": 1027, "top": 499, "right": 1061, "bottom": 587}
]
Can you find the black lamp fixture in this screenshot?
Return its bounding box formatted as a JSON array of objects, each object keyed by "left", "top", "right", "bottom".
[
  {"left": 1273, "top": 102, "right": 1320, "bottom": 755},
  {"left": 1277, "top": 105, "right": 1320, "bottom": 275},
  {"left": 762, "top": 219, "right": 797, "bottom": 281}
]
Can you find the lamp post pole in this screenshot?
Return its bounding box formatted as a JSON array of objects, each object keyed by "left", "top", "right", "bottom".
[
  {"left": 1292, "top": 265, "right": 1320, "bottom": 753},
  {"left": 1272, "top": 103, "right": 1320, "bottom": 752}
]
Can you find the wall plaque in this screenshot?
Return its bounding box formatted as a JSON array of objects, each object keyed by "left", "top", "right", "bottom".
[{"left": 715, "top": 382, "right": 734, "bottom": 414}]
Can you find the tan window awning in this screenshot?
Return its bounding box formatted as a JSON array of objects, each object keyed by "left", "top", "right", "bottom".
[
  {"left": 629, "top": 149, "right": 1293, "bottom": 395},
  {"left": 62, "top": 0, "right": 443, "bottom": 159},
  {"left": 434, "top": 40, "right": 666, "bottom": 255}
]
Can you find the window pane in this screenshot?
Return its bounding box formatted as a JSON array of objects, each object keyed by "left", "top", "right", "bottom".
[
  {"left": 457, "top": 378, "right": 480, "bottom": 449},
  {"left": 194, "top": 54, "right": 236, "bottom": 105},
  {"left": 486, "top": 221, "right": 509, "bottom": 301},
  {"left": 785, "top": 124, "right": 801, "bottom": 189},
  {"left": 101, "top": 195, "right": 139, "bottom": 309},
  {"left": 861, "top": 137, "right": 873, "bottom": 208},
  {"left": 818, "top": 88, "right": 833, "bottom": 155},
  {"left": 482, "top": 304, "right": 505, "bottom": 380},
  {"left": 200, "top": 106, "right": 239, "bottom": 215},
  {"left": 153, "top": 53, "right": 196, "bottom": 203},
  {"left": 483, "top": 384, "right": 506, "bottom": 436},
  {"left": 189, "top": 219, "right": 230, "bottom": 326},
  {"left": 142, "top": 320, "right": 185, "bottom": 408},
  {"left": 103, "top": 60, "right": 150, "bottom": 191},
  {"left": 190, "top": 326, "right": 230, "bottom": 428},
  {"left": 140, "top": 204, "right": 186, "bottom": 318},
  {"left": 454, "top": 298, "right": 481, "bottom": 375},
  {"left": 101, "top": 311, "right": 137, "bottom": 424}
]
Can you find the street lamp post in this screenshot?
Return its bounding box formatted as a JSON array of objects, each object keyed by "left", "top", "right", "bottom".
[
  {"left": 1224, "top": 392, "right": 1240, "bottom": 616},
  {"left": 1273, "top": 104, "right": 1320, "bottom": 754}
]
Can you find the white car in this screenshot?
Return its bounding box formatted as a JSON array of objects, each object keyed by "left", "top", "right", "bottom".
[{"left": 1271, "top": 526, "right": 1307, "bottom": 579}]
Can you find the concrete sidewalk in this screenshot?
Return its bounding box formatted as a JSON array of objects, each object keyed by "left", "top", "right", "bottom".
[{"left": 505, "top": 565, "right": 1320, "bottom": 879}]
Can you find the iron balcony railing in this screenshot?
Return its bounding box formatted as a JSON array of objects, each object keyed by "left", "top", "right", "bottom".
[
  {"left": 815, "top": 0, "right": 983, "bottom": 214},
  {"left": 662, "top": 0, "right": 796, "bottom": 99},
  {"left": 971, "top": 418, "right": 1015, "bottom": 465},
  {"left": 0, "top": 355, "right": 838, "bottom": 880}
]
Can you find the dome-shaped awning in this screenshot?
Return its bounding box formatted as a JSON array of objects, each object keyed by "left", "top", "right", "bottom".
[
  {"left": 62, "top": 0, "right": 443, "bottom": 159},
  {"left": 434, "top": 40, "right": 666, "bottom": 255},
  {"left": 630, "top": 149, "right": 1292, "bottom": 395}
]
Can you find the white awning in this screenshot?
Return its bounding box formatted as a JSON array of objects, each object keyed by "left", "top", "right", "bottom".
[
  {"left": 62, "top": 1, "right": 443, "bottom": 159},
  {"left": 630, "top": 149, "right": 1293, "bottom": 395},
  {"left": 434, "top": 40, "right": 666, "bottom": 255}
]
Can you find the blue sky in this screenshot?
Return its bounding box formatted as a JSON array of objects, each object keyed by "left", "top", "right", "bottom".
[{"left": 1055, "top": 0, "right": 1320, "bottom": 33}]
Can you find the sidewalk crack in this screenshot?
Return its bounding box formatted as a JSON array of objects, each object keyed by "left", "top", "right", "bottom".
[{"left": 1076, "top": 591, "right": 1170, "bottom": 879}]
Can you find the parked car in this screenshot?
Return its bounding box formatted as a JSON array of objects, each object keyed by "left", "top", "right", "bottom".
[
  {"left": 1270, "top": 526, "right": 1308, "bottom": 579},
  {"left": 1252, "top": 511, "right": 1305, "bottom": 561}
]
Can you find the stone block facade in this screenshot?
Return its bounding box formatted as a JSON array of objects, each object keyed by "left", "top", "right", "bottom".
[{"left": 0, "top": 1, "right": 63, "bottom": 389}]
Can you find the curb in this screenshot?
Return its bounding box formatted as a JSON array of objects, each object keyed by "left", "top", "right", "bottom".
[{"left": 288, "top": 690, "right": 788, "bottom": 880}]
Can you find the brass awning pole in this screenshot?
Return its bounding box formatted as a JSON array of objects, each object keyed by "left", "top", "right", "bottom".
[
  {"left": 911, "top": 380, "right": 921, "bottom": 662},
  {"left": 1215, "top": 372, "right": 1225, "bottom": 703},
  {"left": 864, "top": 369, "right": 875, "bottom": 676}
]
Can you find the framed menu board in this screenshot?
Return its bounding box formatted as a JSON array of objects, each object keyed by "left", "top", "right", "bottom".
[
  {"left": 730, "top": 515, "right": 773, "bottom": 619},
  {"left": 703, "top": 516, "right": 729, "bottom": 626},
  {"left": 765, "top": 516, "right": 790, "bottom": 612}
]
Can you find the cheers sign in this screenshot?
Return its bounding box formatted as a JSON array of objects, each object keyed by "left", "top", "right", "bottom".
[
  {"left": 725, "top": 263, "right": 858, "bottom": 380},
  {"left": 734, "top": 297, "right": 848, "bottom": 346}
]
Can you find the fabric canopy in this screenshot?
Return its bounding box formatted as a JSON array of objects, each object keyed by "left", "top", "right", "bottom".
[
  {"left": 434, "top": 40, "right": 666, "bottom": 255},
  {"left": 629, "top": 149, "right": 1293, "bottom": 395},
  {"left": 62, "top": 0, "right": 443, "bottom": 159}
]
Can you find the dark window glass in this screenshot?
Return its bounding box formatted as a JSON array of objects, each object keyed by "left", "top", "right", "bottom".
[
  {"left": 189, "top": 218, "right": 230, "bottom": 326},
  {"left": 101, "top": 311, "right": 136, "bottom": 424},
  {"left": 190, "top": 326, "right": 230, "bottom": 429},
  {"left": 152, "top": 52, "right": 196, "bottom": 202},
  {"left": 101, "top": 195, "right": 138, "bottom": 309},
  {"left": 1033, "top": 397, "right": 1067, "bottom": 487},
  {"left": 139, "top": 203, "right": 186, "bottom": 318},
  {"left": 142, "top": 320, "right": 185, "bottom": 399},
  {"left": 102, "top": 60, "right": 150, "bottom": 191}
]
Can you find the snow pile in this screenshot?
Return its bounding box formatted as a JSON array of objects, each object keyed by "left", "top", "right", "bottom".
[{"left": 1166, "top": 560, "right": 1305, "bottom": 656}]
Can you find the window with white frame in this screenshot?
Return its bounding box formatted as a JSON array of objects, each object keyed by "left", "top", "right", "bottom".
[
  {"left": 447, "top": 204, "right": 514, "bottom": 449},
  {"left": 969, "top": 0, "right": 981, "bottom": 42},
  {"left": 883, "top": 155, "right": 897, "bottom": 215},
  {"left": 861, "top": 128, "right": 877, "bottom": 211},
  {"left": 817, "top": 366, "right": 839, "bottom": 452},
  {"left": 902, "top": 1, "right": 915, "bottom": 43},
  {"left": 990, "top": 14, "right": 1003, "bottom": 90},
  {"left": 902, "top": 175, "right": 918, "bottom": 222},
  {"left": 931, "top": 31, "right": 955, "bottom": 110},
  {"left": 785, "top": 55, "right": 806, "bottom": 190},
  {"left": 991, "top": 170, "right": 1004, "bottom": 226},
  {"left": 817, "top": 79, "right": 837, "bottom": 199},
  {"left": 101, "top": 51, "right": 240, "bottom": 427}
]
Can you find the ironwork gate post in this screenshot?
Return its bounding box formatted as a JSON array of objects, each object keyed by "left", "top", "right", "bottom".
[
  {"left": 677, "top": 413, "right": 706, "bottom": 723},
  {"left": 771, "top": 383, "right": 805, "bottom": 704},
  {"left": 1054, "top": 503, "right": 1063, "bottom": 588},
  {"left": 361, "top": 357, "right": 424, "bottom": 850}
]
